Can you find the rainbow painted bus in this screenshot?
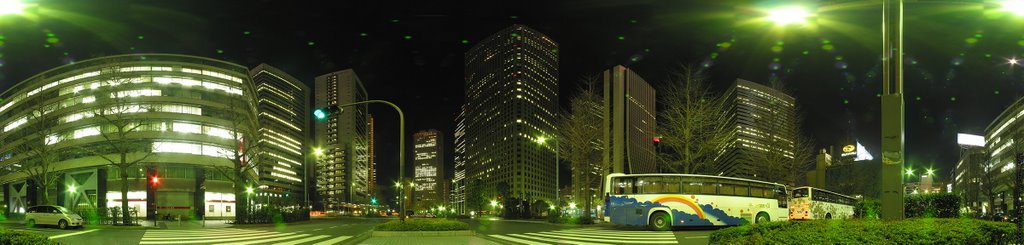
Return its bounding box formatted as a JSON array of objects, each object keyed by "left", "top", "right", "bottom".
[{"left": 603, "top": 173, "right": 789, "bottom": 230}]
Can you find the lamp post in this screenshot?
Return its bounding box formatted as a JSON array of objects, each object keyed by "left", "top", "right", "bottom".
[{"left": 316, "top": 100, "right": 406, "bottom": 222}]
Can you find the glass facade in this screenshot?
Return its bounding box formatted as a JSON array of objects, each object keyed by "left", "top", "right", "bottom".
[
  {"left": 719, "top": 79, "right": 797, "bottom": 179},
  {"left": 413, "top": 129, "right": 445, "bottom": 212},
  {"left": 313, "top": 69, "right": 369, "bottom": 211},
  {"left": 0, "top": 54, "right": 292, "bottom": 219},
  {"left": 251, "top": 64, "right": 310, "bottom": 204}
]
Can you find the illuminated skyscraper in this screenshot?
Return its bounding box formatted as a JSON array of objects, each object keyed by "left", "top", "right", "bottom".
[
  {"left": 314, "top": 69, "right": 369, "bottom": 211},
  {"left": 719, "top": 79, "right": 796, "bottom": 179},
  {"left": 367, "top": 115, "right": 376, "bottom": 197},
  {"left": 413, "top": 129, "right": 445, "bottom": 211},
  {"left": 464, "top": 25, "right": 558, "bottom": 204},
  {"left": 251, "top": 64, "right": 309, "bottom": 203},
  {"left": 602, "top": 65, "right": 656, "bottom": 174},
  {"left": 451, "top": 106, "right": 467, "bottom": 214}
]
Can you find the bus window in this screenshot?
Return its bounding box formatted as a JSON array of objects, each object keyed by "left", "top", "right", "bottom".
[
  {"left": 776, "top": 186, "right": 788, "bottom": 208},
  {"left": 793, "top": 188, "right": 809, "bottom": 198},
  {"left": 683, "top": 181, "right": 702, "bottom": 194},
  {"left": 734, "top": 183, "right": 749, "bottom": 196},
  {"left": 613, "top": 177, "right": 636, "bottom": 195},
  {"left": 638, "top": 176, "right": 682, "bottom": 194},
  {"left": 718, "top": 182, "right": 735, "bottom": 195},
  {"left": 702, "top": 182, "right": 718, "bottom": 195}
]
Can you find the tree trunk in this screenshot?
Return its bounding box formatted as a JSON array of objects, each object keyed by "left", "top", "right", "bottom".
[
  {"left": 121, "top": 169, "right": 130, "bottom": 225},
  {"left": 39, "top": 184, "right": 49, "bottom": 205}
]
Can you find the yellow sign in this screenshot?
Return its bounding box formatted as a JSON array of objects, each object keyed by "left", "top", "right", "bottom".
[{"left": 842, "top": 144, "right": 856, "bottom": 153}]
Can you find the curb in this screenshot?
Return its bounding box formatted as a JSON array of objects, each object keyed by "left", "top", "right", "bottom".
[{"left": 342, "top": 230, "right": 373, "bottom": 245}]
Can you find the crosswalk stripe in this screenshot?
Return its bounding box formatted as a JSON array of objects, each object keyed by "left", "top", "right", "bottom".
[
  {"left": 139, "top": 232, "right": 297, "bottom": 244},
  {"left": 48, "top": 229, "right": 99, "bottom": 239},
  {"left": 311, "top": 235, "right": 352, "bottom": 245},
  {"left": 215, "top": 234, "right": 311, "bottom": 245},
  {"left": 550, "top": 230, "right": 676, "bottom": 238},
  {"left": 523, "top": 232, "right": 671, "bottom": 244},
  {"left": 534, "top": 231, "right": 677, "bottom": 241},
  {"left": 271, "top": 235, "right": 330, "bottom": 245},
  {"left": 144, "top": 230, "right": 272, "bottom": 237},
  {"left": 489, "top": 234, "right": 550, "bottom": 245},
  {"left": 507, "top": 233, "right": 609, "bottom": 245},
  {"left": 143, "top": 232, "right": 278, "bottom": 241},
  {"left": 144, "top": 229, "right": 261, "bottom": 234}
]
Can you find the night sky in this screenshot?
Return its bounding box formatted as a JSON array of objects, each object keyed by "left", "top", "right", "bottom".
[{"left": 2, "top": 0, "right": 1023, "bottom": 191}]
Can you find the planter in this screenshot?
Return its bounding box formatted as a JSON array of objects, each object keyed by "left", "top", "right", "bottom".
[{"left": 371, "top": 230, "right": 475, "bottom": 237}]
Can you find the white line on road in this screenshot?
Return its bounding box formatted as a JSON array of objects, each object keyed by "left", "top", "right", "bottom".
[
  {"left": 507, "top": 234, "right": 607, "bottom": 245},
  {"left": 215, "top": 234, "right": 311, "bottom": 245},
  {"left": 489, "top": 234, "right": 549, "bottom": 245},
  {"left": 311, "top": 235, "right": 352, "bottom": 245},
  {"left": 329, "top": 226, "right": 338, "bottom": 228},
  {"left": 48, "top": 229, "right": 99, "bottom": 239},
  {"left": 272, "top": 235, "right": 329, "bottom": 245},
  {"left": 312, "top": 228, "right": 323, "bottom": 231},
  {"left": 140, "top": 232, "right": 297, "bottom": 244}
]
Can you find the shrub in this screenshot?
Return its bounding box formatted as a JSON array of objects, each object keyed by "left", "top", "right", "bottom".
[
  {"left": 710, "top": 218, "right": 1016, "bottom": 244},
  {"left": 0, "top": 229, "right": 57, "bottom": 245},
  {"left": 854, "top": 198, "right": 881, "bottom": 219},
  {"left": 905, "top": 193, "right": 960, "bottom": 218},
  {"left": 375, "top": 218, "right": 470, "bottom": 231}
]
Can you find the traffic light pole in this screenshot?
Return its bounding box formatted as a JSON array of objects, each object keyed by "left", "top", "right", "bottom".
[
  {"left": 880, "top": 0, "right": 905, "bottom": 220},
  {"left": 333, "top": 100, "right": 406, "bottom": 222}
]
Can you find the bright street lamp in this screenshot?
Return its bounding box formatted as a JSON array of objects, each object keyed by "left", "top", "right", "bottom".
[
  {"left": 568, "top": 202, "right": 577, "bottom": 209},
  {"left": 313, "top": 148, "right": 324, "bottom": 156},
  {"left": 67, "top": 185, "right": 76, "bottom": 193},
  {"left": 925, "top": 168, "right": 935, "bottom": 177},
  {"left": 1010, "top": 58, "right": 1020, "bottom": 65},
  {"left": 0, "top": 0, "right": 28, "bottom": 16},
  {"left": 1002, "top": 0, "right": 1024, "bottom": 16},
  {"left": 905, "top": 168, "right": 914, "bottom": 176},
  {"left": 246, "top": 187, "right": 255, "bottom": 194},
  {"left": 765, "top": 6, "right": 813, "bottom": 26},
  {"left": 490, "top": 200, "right": 498, "bottom": 207}
]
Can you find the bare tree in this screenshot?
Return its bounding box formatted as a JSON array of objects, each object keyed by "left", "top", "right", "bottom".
[
  {"left": 657, "top": 66, "right": 733, "bottom": 174},
  {"left": 15, "top": 96, "right": 62, "bottom": 205},
  {"left": 210, "top": 94, "right": 263, "bottom": 224},
  {"left": 557, "top": 78, "right": 604, "bottom": 220},
  {"left": 82, "top": 71, "right": 158, "bottom": 225}
]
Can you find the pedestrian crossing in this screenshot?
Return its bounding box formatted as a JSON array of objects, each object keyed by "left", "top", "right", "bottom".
[
  {"left": 489, "top": 228, "right": 678, "bottom": 245},
  {"left": 139, "top": 228, "right": 352, "bottom": 245}
]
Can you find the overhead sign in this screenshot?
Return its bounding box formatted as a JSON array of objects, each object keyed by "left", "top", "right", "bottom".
[
  {"left": 854, "top": 142, "right": 873, "bottom": 161},
  {"left": 957, "top": 133, "right": 985, "bottom": 147},
  {"left": 842, "top": 144, "right": 856, "bottom": 153}
]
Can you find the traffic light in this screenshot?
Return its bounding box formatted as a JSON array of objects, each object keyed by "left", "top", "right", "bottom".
[
  {"left": 371, "top": 197, "right": 378, "bottom": 205},
  {"left": 313, "top": 106, "right": 341, "bottom": 120},
  {"left": 151, "top": 175, "right": 160, "bottom": 185}
]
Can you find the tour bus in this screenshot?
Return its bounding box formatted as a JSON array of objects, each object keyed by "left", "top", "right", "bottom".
[
  {"left": 788, "top": 186, "right": 856, "bottom": 220},
  {"left": 603, "top": 173, "right": 789, "bottom": 230}
]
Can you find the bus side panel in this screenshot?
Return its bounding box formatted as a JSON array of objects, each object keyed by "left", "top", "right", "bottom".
[{"left": 607, "top": 196, "right": 650, "bottom": 226}]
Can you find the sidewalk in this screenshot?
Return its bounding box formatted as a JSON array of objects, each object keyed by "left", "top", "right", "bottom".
[{"left": 359, "top": 236, "right": 498, "bottom": 245}]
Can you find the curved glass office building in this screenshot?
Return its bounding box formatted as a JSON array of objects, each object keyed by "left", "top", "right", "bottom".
[{"left": 0, "top": 54, "right": 307, "bottom": 219}]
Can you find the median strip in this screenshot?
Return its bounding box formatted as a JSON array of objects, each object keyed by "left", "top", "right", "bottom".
[{"left": 49, "top": 229, "right": 99, "bottom": 239}]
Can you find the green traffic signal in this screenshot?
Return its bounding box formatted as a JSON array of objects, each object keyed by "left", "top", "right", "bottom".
[
  {"left": 314, "top": 108, "right": 327, "bottom": 120},
  {"left": 371, "top": 198, "right": 378, "bottom": 205}
]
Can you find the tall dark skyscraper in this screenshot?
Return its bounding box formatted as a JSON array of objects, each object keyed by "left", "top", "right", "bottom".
[
  {"left": 314, "top": 69, "right": 370, "bottom": 211},
  {"left": 464, "top": 25, "right": 559, "bottom": 204},
  {"left": 413, "top": 129, "right": 445, "bottom": 211},
  {"left": 719, "top": 79, "right": 796, "bottom": 179},
  {"left": 602, "top": 65, "right": 656, "bottom": 175},
  {"left": 367, "top": 115, "right": 376, "bottom": 198},
  {"left": 451, "top": 106, "right": 467, "bottom": 214},
  {"left": 251, "top": 64, "right": 310, "bottom": 202}
]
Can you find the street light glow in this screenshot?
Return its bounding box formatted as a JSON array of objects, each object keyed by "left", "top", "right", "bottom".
[
  {"left": 926, "top": 168, "right": 935, "bottom": 176},
  {"left": 568, "top": 202, "right": 577, "bottom": 209},
  {"left": 246, "top": 187, "right": 255, "bottom": 194},
  {"left": 1003, "top": 0, "right": 1024, "bottom": 16},
  {"left": 490, "top": 200, "right": 498, "bottom": 207},
  {"left": 67, "top": 185, "right": 76, "bottom": 193},
  {"left": 313, "top": 147, "right": 324, "bottom": 156},
  {"left": 535, "top": 136, "right": 547, "bottom": 144},
  {"left": 1011, "top": 58, "right": 1019, "bottom": 65},
  {"left": 766, "top": 6, "right": 812, "bottom": 26},
  {"left": 905, "top": 168, "right": 914, "bottom": 176},
  {"left": 0, "top": 0, "right": 28, "bottom": 15}
]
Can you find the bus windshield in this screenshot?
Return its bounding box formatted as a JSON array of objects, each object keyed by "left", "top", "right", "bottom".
[{"left": 793, "top": 188, "right": 809, "bottom": 198}]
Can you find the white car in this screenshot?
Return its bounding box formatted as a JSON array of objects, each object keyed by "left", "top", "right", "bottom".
[{"left": 25, "top": 205, "right": 84, "bottom": 229}]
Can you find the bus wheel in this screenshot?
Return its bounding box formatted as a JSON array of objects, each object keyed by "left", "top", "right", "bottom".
[
  {"left": 825, "top": 213, "right": 832, "bottom": 219},
  {"left": 649, "top": 212, "right": 671, "bottom": 231},
  {"left": 755, "top": 212, "right": 770, "bottom": 224}
]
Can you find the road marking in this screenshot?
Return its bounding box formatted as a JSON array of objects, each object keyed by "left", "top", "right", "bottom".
[
  {"left": 272, "top": 235, "right": 329, "bottom": 245},
  {"left": 554, "top": 229, "right": 676, "bottom": 238},
  {"left": 535, "top": 231, "right": 675, "bottom": 240},
  {"left": 311, "top": 235, "right": 352, "bottom": 245},
  {"left": 312, "top": 228, "right": 323, "bottom": 231},
  {"left": 48, "top": 229, "right": 99, "bottom": 239},
  {"left": 329, "top": 226, "right": 338, "bottom": 228},
  {"left": 143, "top": 230, "right": 270, "bottom": 238},
  {"left": 489, "top": 234, "right": 548, "bottom": 245},
  {"left": 215, "top": 234, "right": 311, "bottom": 245},
  {"left": 140, "top": 232, "right": 296, "bottom": 244},
  {"left": 507, "top": 234, "right": 607, "bottom": 245},
  {"left": 684, "top": 236, "right": 709, "bottom": 239}
]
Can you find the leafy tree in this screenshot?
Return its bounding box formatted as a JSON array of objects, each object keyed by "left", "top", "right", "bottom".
[{"left": 657, "top": 66, "right": 732, "bottom": 174}]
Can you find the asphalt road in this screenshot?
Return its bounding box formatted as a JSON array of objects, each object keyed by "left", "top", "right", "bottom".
[{"left": 1, "top": 217, "right": 717, "bottom": 244}]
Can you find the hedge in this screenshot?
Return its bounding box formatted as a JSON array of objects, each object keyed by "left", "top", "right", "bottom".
[
  {"left": 905, "top": 193, "right": 960, "bottom": 218},
  {"left": 374, "top": 218, "right": 469, "bottom": 231},
  {"left": 710, "top": 218, "right": 1016, "bottom": 244},
  {"left": 0, "top": 229, "right": 58, "bottom": 245}
]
